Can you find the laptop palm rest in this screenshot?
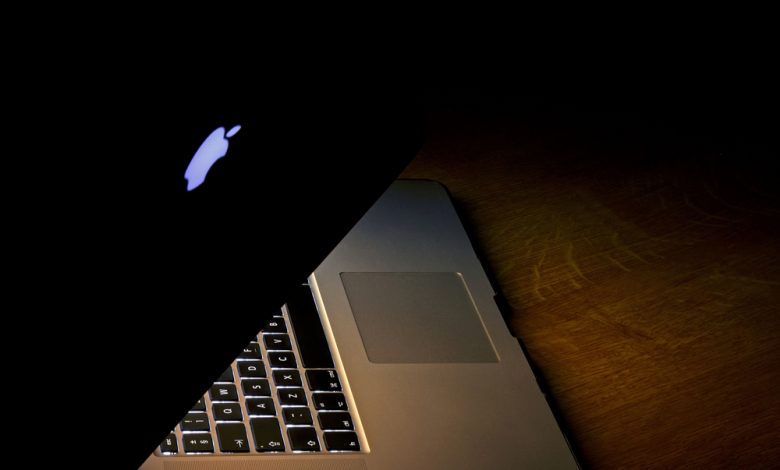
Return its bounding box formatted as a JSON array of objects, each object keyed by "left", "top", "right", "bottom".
[{"left": 340, "top": 272, "right": 498, "bottom": 363}]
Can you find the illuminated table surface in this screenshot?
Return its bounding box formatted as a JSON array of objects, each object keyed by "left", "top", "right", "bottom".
[{"left": 402, "top": 104, "right": 780, "bottom": 469}]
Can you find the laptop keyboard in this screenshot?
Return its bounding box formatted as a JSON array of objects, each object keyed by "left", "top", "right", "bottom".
[{"left": 158, "top": 284, "right": 362, "bottom": 456}]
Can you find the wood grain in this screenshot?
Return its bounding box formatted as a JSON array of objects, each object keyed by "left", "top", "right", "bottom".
[{"left": 402, "top": 106, "right": 780, "bottom": 469}]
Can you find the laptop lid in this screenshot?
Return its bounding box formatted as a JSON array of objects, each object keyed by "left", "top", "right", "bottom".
[{"left": 17, "top": 80, "right": 423, "bottom": 468}]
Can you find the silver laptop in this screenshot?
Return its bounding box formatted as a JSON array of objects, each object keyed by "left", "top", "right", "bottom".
[{"left": 140, "top": 179, "right": 579, "bottom": 469}]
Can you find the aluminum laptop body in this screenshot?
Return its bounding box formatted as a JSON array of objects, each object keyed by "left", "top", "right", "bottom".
[{"left": 141, "top": 180, "right": 578, "bottom": 469}]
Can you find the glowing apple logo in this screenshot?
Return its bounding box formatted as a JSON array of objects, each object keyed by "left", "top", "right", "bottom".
[{"left": 184, "top": 125, "right": 241, "bottom": 191}]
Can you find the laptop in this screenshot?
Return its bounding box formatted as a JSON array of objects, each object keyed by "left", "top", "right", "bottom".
[{"left": 139, "top": 179, "right": 579, "bottom": 469}]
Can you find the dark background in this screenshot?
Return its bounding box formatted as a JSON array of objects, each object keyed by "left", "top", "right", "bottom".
[{"left": 8, "top": 20, "right": 779, "bottom": 467}]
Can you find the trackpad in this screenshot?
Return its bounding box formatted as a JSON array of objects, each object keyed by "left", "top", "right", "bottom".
[{"left": 340, "top": 272, "right": 498, "bottom": 363}]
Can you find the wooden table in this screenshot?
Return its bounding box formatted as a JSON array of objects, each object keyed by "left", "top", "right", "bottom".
[{"left": 401, "top": 103, "right": 780, "bottom": 469}]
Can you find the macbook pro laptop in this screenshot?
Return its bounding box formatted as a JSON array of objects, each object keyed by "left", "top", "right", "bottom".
[{"left": 140, "top": 180, "right": 579, "bottom": 469}]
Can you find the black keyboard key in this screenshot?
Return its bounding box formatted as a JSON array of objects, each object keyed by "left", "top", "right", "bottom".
[
  {"left": 318, "top": 411, "right": 354, "bottom": 430},
  {"left": 273, "top": 369, "right": 302, "bottom": 387},
  {"left": 324, "top": 431, "right": 360, "bottom": 451},
  {"left": 268, "top": 351, "right": 297, "bottom": 368},
  {"left": 306, "top": 370, "right": 342, "bottom": 391},
  {"left": 263, "top": 334, "right": 292, "bottom": 351},
  {"left": 192, "top": 397, "right": 206, "bottom": 411},
  {"left": 180, "top": 412, "right": 210, "bottom": 431},
  {"left": 239, "top": 343, "right": 262, "bottom": 360},
  {"left": 238, "top": 360, "right": 266, "bottom": 378},
  {"left": 312, "top": 393, "right": 348, "bottom": 410},
  {"left": 210, "top": 384, "right": 238, "bottom": 402},
  {"left": 217, "top": 367, "right": 234, "bottom": 383},
  {"left": 288, "top": 427, "right": 320, "bottom": 451},
  {"left": 241, "top": 379, "right": 271, "bottom": 397},
  {"left": 263, "top": 319, "right": 287, "bottom": 333},
  {"left": 216, "top": 422, "right": 250, "bottom": 452},
  {"left": 287, "top": 284, "right": 334, "bottom": 368},
  {"left": 278, "top": 388, "right": 307, "bottom": 406},
  {"left": 245, "top": 397, "right": 276, "bottom": 416},
  {"left": 250, "top": 417, "right": 285, "bottom": 452},
  {"left": 160, "top": 433, "right": 178, "bottom": 454},
  {"left": 283, "top": 407, "right": 313, "bottom": 425},
  {"left": 182, "top": 433, "right": 214, "bottom": 453},
  {"left": 213, "top": 402, "right": 243, "bottom": 421}
]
